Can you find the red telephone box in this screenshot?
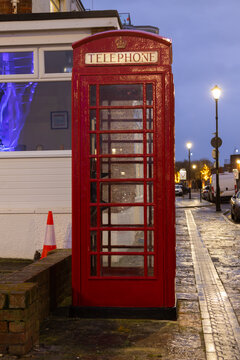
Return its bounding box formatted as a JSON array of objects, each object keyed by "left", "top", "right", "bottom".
[{"left": 72, "top": 30, "right": 176, "bottom": 318}]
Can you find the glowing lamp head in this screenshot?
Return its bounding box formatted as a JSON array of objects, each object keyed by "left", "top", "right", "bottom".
[
  {"left": 211, "top": 85, "right": 221, "bottom": 100},
  {"left": 237, "top": 159, "right": 240, "bottom": 165},
  {"left": 186, "top": 142, "right": 192, "bottom": 150},
  {"left": 192, "top": 164, "right": 197, "bottom": 169}
]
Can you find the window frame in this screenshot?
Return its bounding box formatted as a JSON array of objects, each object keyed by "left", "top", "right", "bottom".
[
  {"left": 39, "top": 46, "right": 73, "bottom": 80},
  {"left": 0, "top": 46, "right": 73, "bottom": 83},
  {"left": 0, "top": 48, "right": 38, "bottom": 81}
]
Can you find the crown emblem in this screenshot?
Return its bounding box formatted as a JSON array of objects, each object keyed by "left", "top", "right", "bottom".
[{"left": 115, "top": 37, "right": 127, "bottom": 49}]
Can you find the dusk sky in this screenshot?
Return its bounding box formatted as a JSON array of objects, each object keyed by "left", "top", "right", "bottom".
[{"left": 84, "top": 0, "right": 240, "bottom": 165}]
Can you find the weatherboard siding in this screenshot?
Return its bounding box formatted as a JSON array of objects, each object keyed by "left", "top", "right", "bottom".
[{"left": 0, "top": 152, "right": 71, "bottom": 210}]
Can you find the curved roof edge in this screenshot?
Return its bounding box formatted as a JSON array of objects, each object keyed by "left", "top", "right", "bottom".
[{"left": 72, "top": 29, "right": 172, "bottom": 49}]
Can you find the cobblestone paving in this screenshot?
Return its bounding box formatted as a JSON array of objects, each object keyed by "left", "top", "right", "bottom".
[{"left": 190, "top": 206, "right": 240, "bottom": 359}]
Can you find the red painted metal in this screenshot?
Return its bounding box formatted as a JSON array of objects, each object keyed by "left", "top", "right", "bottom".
[{"left": 72, "top": 30, "right": 175, "bottom": 309}]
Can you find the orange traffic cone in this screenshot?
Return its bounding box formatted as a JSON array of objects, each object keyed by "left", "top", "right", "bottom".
[{"left": 41, "top": 211, "right": 56, "bottom": 259}]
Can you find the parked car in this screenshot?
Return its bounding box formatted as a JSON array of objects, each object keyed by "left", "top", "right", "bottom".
[
  {"left": 230, "top": 191, "right": 240, "bottom": 222},
  {"left": 179, "top": 183, "right": 189, "bottom": 195},
  {"left": 175, "top": 184, "right": 183, "bottom": 196},
  {"left": 202, "top": 185, "right": 210, "bottom": 200}
]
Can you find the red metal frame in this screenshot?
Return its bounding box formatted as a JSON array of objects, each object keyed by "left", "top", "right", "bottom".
[{"left": 72, "top": 30, "right": 175, "bottom": 309}]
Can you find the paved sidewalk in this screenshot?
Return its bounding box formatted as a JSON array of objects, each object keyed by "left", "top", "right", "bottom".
[
  {"left": 175, "top": 192, "right": 213, "bottom": 208},
  {"left": 2, "top": 198, "right": 240, "bottom": 360}
]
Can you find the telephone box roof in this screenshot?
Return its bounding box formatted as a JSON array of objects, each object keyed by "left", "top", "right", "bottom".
[{"left": 72, "top": 29, "right": 172, "bottom": 49}]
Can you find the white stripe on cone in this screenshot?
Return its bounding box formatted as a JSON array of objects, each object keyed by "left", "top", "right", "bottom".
[{"left": 44, "top": 225, "right": 56, "bottom": 246}]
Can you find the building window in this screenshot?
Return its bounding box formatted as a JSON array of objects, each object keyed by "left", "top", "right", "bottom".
[
  {"left": 0, "top": 50, "right": 37, "bottom": 80},
  {"left": 44, "top": 50, "right": 73, "bottom": 73},
  {"left": 0, "top": 51, "right": 33, "bottom": 75},
  {"left": 0, "top": 81, "right": 71, "bottom": 151},
  {"left": 0, "top": 46, "right": 72, "bottom": 151},
  {"left": 39, "top": 47, "right": 73, "bottom": 78},
  {"left": 50, "top": 0, "right": 60, "bottom": 12}
]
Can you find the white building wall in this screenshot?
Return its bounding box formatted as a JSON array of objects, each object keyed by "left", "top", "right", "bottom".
[{"left": 0, "top": 151, "right": 71, "bottom": 259}]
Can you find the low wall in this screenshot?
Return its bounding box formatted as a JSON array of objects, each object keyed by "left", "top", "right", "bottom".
[{"left": 0, "top": 249, "right": 72, "bottom": 355}]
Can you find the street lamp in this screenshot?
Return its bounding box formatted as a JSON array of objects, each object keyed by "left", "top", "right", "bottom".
[
  {"left": 211, "top": 85, "right": 221, "bottom": 212},
  {"left": 186, "top": 142, "right": 192, "bottom": 199}
]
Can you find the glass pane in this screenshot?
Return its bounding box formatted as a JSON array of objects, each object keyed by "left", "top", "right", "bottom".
[
  {"left": 91, "top": 206, "right": 97, "bottom": 227},
  {"left": 90, "top": 231, "right": 97, "bottom": 251},
  {"left": 147, "top": 157, "right": 154, "bottom": 178},
  {"left": 90, "top": 255, "right": 97, "bottom": 276},
  {"left": 101, "top": 183, "right": 144, "bottom": 203},
  {"left": 147, "top": 133, "right": 153, "bottom": 154},
  {"left": 147, "top": 206, "right": 154, "bottom": 226},
  {"left": 44, "top": 50, "right": 73, "bottom": 73},
  {"left": 146, "top": 84, "right": 153, "bottom": 105},
  {"left": 100, "top": 84, "right": 143, "bottom": 106},
  {"left": 100, "top": 133, "right": 143, "bottom": 154},
  {"left": 100, "top": 158, "right": 144, "bottom": 179},
  {"left": 90, "top": 134, "right": 97, "bottom": 155},
  {"left": 101, "top": 206, "right": 144, "bottom": 226},
  {"left": 147, "top": 255, "right": 154, "bottom": 276},
  {"left": 100, "top": 109, "right": 143, "bottom": 130},
  {"left": 90, "top": 158, "right": 97, "bottom": 178},
  {"left": 146, "top": 108, "right": 153, "bottom": 130},
  {"left": 1, "top": 81, "right": 71, "bottom": 151},
  {"left": 90, "top": 110, "right": 96, "bottom": 130},
  {"left": 147, "top": 231, "right": 154, "bottom": 252},
  {"left": 0, "top": 52, "right": 34, "bottom": 75},
  {"left": 90, "top": 182, "right": 97, "bottom": 203},
  {"left": 147, "top": 182, "right": 154, "bottom": 203},
  {"left": 90, "top": 85, "right": 96, "bottom": 106},
  {"left": 101, "top": 255, "right": 144, "bottom": 276},
  {"left": 101, "top": 231, "right": 144, "bottom": 252}
]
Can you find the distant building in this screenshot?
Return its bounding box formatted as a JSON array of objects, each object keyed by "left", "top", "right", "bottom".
[{"left": 0, "top": 0, "right": 85, "bottom": 13}]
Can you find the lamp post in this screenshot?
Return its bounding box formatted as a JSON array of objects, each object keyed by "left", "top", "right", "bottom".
[
  {"left": 237, "top": 159, "right": 240, "bottom": 190},
  {"left": 186, "top": 142, "right": 192, "bottom": 199},
  {"left": 192, "top": 164, "right": 197, "bottom": 190},
  {"left": 211, "top": 85, "right": 221, "bottom": 212}
]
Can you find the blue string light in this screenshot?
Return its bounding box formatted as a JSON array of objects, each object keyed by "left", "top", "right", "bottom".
[{"left": 0, "top": 52, "right": 38, "bottom": 151}]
